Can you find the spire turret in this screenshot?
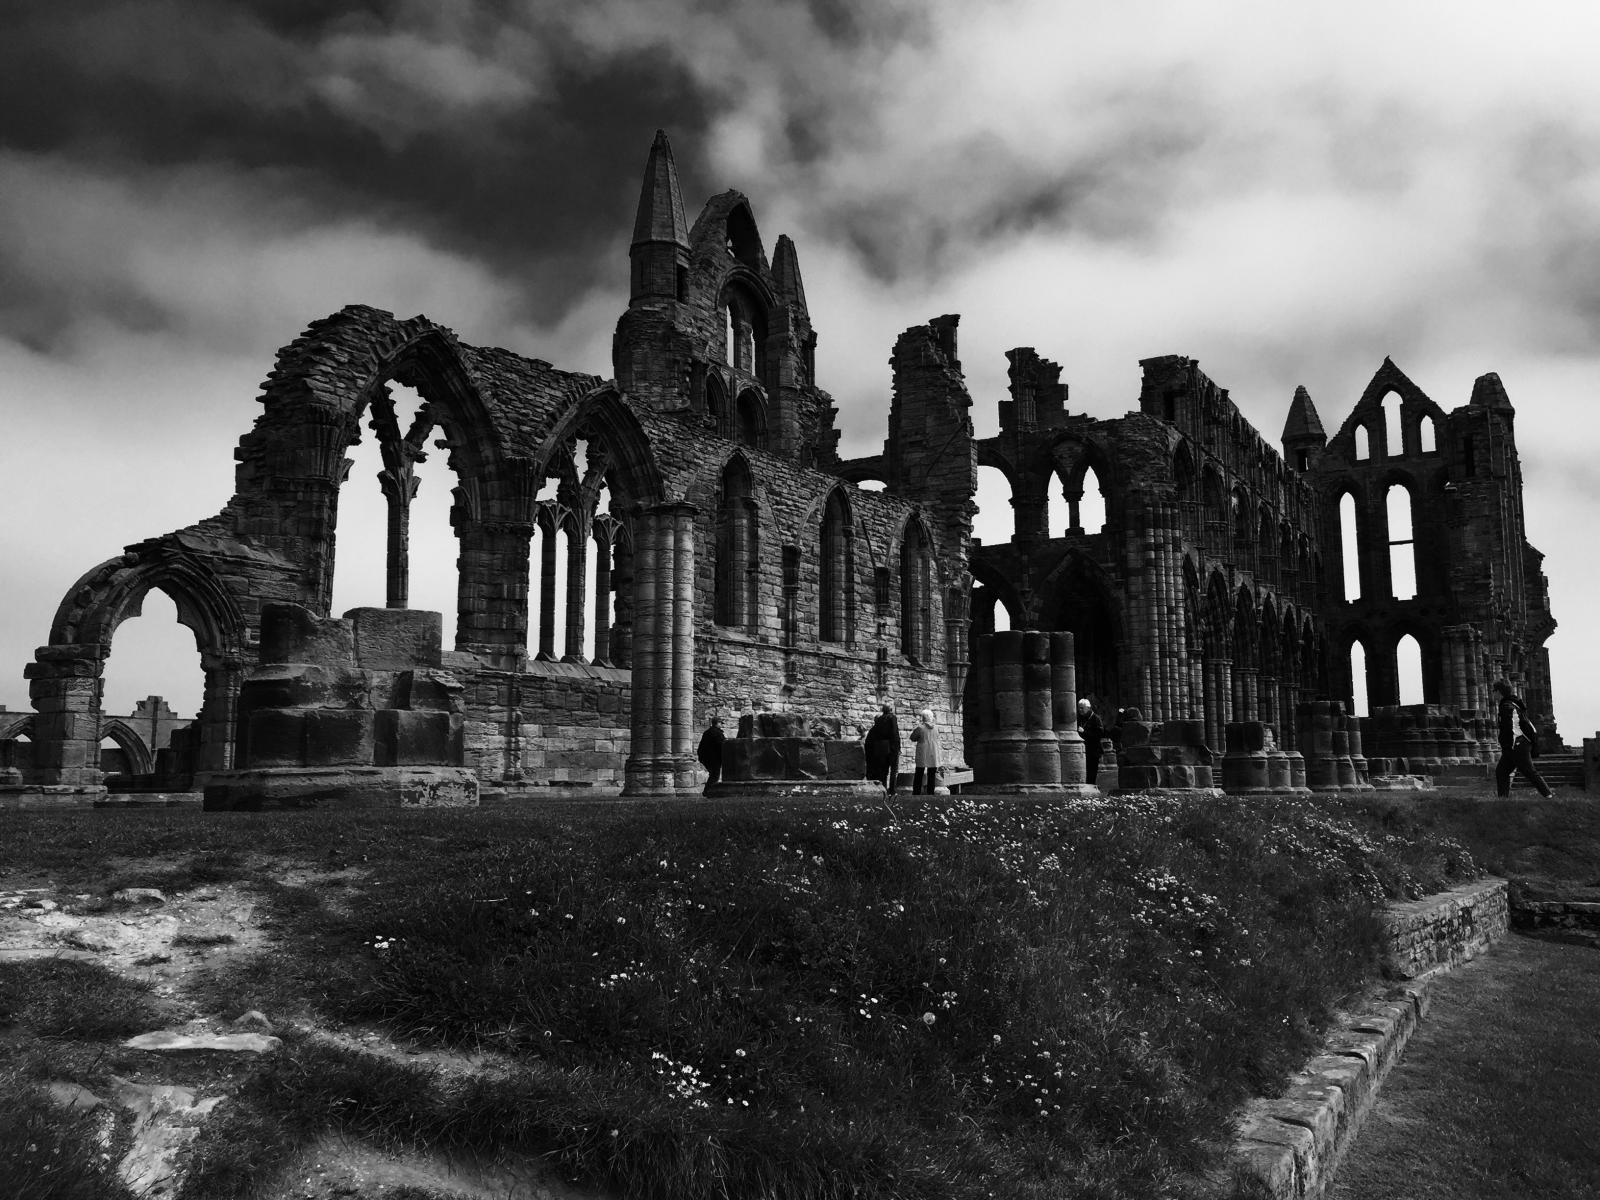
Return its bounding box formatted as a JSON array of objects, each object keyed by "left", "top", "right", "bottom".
[
  {"left": 771, "top": 234, "right": 809, "bottom": 315},
  {"left": 1282, "top": 385, "right": 1327, "bottom": 472},
  {"left": 629, "top": 130, "right": 690, "bottom": 303}
]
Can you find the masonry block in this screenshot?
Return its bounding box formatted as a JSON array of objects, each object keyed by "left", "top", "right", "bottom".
[{"left": 349, "top": 608, "right": 443, "bottom": 670}]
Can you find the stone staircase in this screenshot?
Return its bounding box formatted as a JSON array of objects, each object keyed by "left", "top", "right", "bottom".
[{"left": 1511, "top": 751, "right": 1586, "bottom": 792}]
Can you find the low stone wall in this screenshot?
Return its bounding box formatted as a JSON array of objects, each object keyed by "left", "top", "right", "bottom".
[
  {"left": 1232, "top": 876, "right": 1508, "bottom": 1199},
  {"left": 1385, "top": 877, "right": 1508, "bottom": 981}
]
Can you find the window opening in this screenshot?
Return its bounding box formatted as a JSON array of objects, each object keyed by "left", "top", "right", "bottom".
[
  {"left": 1339, "top": 493, "right": 1361, "bottom": 601},
  {"left": 1381, "top": 392, "right": 1402, "bottom": 456},
  {"left": 973, "top": 465, "right": 1012, "bottom": 544},
  {"left": 1386, "top": 484, "right": 1416, "bottom": 600},
  {"left": 1397, "top": 634, "right": 1423, "bottom": 704},
  {"left": 1353, "top": 425, "right": 1370, "bottom": 461},
  {"left": 1350, "top": 641, "right": 1369, "bottom": 716}
]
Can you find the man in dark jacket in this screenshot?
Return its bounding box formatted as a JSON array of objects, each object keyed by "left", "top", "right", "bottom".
[
  {"left": 863, "top": 704, "right": 901, "bottom": 794},
  {"left": 1078, "top": 698, "right": 1106, "bottom": 786},
  {"left": 697, "top": 716, "right": 725, "bottom": 797},
  {"left": 1493, "top": 679, "right": 1551, "bottom": 798}
]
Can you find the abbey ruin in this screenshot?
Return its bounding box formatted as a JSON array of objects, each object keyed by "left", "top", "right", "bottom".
[{"left": 1, "top": 132, "right": 1560, "bottom": 807}]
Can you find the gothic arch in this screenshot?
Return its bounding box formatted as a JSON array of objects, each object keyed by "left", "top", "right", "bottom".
[
  {"left": 31, "top": 546, "right": 248, "bottom": 786},
  {"left": 0, "top": 713, "right": 36, "bottom": 743},
  {"left": 1036, "top": 550, "right": 1125, "bottom": 708},
  {"left": 98, "top": 718, "right": 156, "bottom": 777}
]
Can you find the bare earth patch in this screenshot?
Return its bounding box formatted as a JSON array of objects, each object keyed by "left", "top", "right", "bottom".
[{"left": 0, "top": 863, "right": 610, "bottom": 1200}]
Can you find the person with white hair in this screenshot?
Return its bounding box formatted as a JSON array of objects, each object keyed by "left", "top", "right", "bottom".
[
  {"left": 1078, "top": 697, "right": 1106, "bottom": 786},
  {"left": 909, "top": 707, "right": 941, "bottom": 794}
]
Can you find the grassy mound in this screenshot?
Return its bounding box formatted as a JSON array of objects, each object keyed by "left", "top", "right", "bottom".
[{"left": 182, "top": 794, "right": 1474, "bottom": 1200}]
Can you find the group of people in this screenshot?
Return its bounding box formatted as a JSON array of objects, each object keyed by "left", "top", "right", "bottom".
[
  {"left": 862, "top": 704, "right": 943, "bottom": 795},
  {"left": 698, "top": 697, "right": 1117, "bottom": 797}
]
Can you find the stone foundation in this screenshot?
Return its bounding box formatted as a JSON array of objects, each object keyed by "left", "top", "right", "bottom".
[{"left": 203, "top": 766, "right": 479, "bottom": 811}]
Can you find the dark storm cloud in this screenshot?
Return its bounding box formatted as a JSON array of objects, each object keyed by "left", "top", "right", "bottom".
[{"left": 0, "top": 0, "right": 725, "bottom": 335}]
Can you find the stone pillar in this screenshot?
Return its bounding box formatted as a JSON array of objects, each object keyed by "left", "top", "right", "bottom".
[
  {"left": 670, "top": 503, "right": 697, "bottom": 788},
  {"left": 377, "top": 461, "right": 417, "bottom": 609},
  {"left": 22, "top": 646, "right": 104, "bottom": 787},
  {"left": 623, "top": 502, "right": 698, "bottom": 796},
  {"left": 1021, "top": 630, "right": 1059, "bottom": 784},
  {"left": 623, "top": 508, "right": 665, "bottom": 793},
  {"left": 1297, "top": 700, "right": 1342, "bottom": 791},
  {"left": 194, "top": 653, "right": 243, "bottom": 778},
  {"left": 564, "top": 525, "right": 588, "bottom": 661},
  {"left": 537, "top": 517, "right": 558, "bottom": 660},
  {"left": 1051, "top": 631, "right": 1087, "bottom": 785},
  {"left": 591, "top": 535, "right": 613, "bottom": 667},
  {"left": 987, "top": 630, "right": 1027, "bottom": 783}
]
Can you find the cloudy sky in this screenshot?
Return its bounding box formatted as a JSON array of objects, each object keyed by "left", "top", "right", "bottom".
[{"left": 3, "top": 0, "right": 1599, "bottom": 742}]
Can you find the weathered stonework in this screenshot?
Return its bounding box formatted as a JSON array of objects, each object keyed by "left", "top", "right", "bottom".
[{"left": 3, "top": 131, "right": 1562, "bottom": 803}]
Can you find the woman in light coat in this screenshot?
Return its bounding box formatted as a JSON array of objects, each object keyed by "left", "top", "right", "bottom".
[{"left": 909, "top": 708, "right": 941, "bottom": 795}]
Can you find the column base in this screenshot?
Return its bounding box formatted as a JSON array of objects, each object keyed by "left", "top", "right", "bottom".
[{"left": 621, "top": 756, "right": 699, "bottom": 797}]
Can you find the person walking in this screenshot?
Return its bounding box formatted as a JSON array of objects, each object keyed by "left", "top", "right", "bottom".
[
  {"left": 864, "top": 703, "right": 902, "bottom": 794},
  {"left": 697, "top": 715, "right": 726, "bottom": 797},
  {"left": 909, "top": 708, "right": 941, "bottom": 795},
  {"left": 1493, "top": 679, "right": 1551, "bottom": 798},
  {"left": 1078, "top": 697, "right": 1106, "bottom": 786}
]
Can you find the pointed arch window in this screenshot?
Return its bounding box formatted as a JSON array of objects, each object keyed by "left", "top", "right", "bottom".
[
  {"left": 1350, "top": 640, "right": 1369, "bottom": 716},
  {"left": 1381, "top": 392, "right": 1402, "bottom": 456},
  {"left": 819, "top": 490, "right": 855, "bottom": 643},
  {"left": 1339, "top": 492, "right": 1361, "bottom": 601},
  {"left": 735, "top": 390, "right": 765, "bottom": 450},
  {"left": 1354, "top": 425, "right": 1371, "bottom": 461},
  {"left": 715, "top": 458, "right": 759, "bottom": 630},
  {"left": 1397, "top": 633, "right": 1423, "bottom": 704},
  {"left": 1420, "top": 415, "right": 1437, "bottom": 453},
  {"left": 901, "top": 522, "right": 934, "bottom": 664},
  {"left": 1387, "top": 483, "right": 1416, "bottom": 599}
]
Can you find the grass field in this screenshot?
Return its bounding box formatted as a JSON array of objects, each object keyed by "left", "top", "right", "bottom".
[{"left": 0, "top": 790, "right": 1518, "bottom": 1200}]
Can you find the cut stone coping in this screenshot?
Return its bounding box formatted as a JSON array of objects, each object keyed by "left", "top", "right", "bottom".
[
  {"left": 123, "top": 1030, "right": 282, "bottom": 1053},
  {"left": 1230, "top": 877, "right": 1509, "bottom": 1199}
]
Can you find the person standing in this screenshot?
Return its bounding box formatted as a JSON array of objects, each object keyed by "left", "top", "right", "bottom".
[
  {"left": 1078, "top": 697, "right": 1106, "bottom": 786},
  {"left": 909, "top": 708, "right": 941, "bottom": 795},
  {"left": 864, "top": 703, "right": 902, "bottom": 794},
  {"left": 697, "top": 716, "right": 726, "bottom": 797},
  {"left": 1493, "top": 679, "right": 1551, "bottom": 798}
]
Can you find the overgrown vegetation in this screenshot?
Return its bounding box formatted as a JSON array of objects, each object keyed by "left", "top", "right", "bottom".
[{"left": 0, "top": 794, "right": 1488, "bottom": 1199}]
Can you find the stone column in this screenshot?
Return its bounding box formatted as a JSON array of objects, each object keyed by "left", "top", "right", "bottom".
[
  {"left": 537, "top": 515, "right": 558, "bottom": 660},
  {"left": 670, "top": 503, "right": 697, "bottom": 788},
  {"left": 22, "top": 645, "right": 104, "bottom": 787},
  {"left": 1021, "top": 630, "right": 1060, "bottom": 783},
  {"left": 1051, "top": 631, "right": 1087, "bottom": 785},
  {"left": 591, "top": 534, "right": 613, "bottom": 666},
  {"left": 623, "top": 508, "right": 665, "bottom": 794},
  {"left": 564, "top": 524, "right": 588, "bottom": 661},
  {"left": 987, "top": 630, "right": 1027, "bottom": 783},
  {"left": 622, "top": 502, "right": 698, "bottom": 796},
  {"left": 194, "top": 653, "right": 243, "bottom": 778}
]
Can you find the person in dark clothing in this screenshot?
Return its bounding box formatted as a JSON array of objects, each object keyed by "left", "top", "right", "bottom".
[
  {"left": 697, "top": 716, "right": 725, "bottom": 797},
  {"left": 863, "top": 703, "right": 902, "bottom": 794},
  {"left": 1078, "top": 698, "right": 1106, "bottom": 786},
  {"left": 1493, "top": 679, "right": 1551, "bottom": 798}
]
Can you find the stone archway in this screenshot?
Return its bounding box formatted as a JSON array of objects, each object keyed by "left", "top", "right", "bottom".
[{"left": 27, "top": 548, "right": 246, "bottom": 788}]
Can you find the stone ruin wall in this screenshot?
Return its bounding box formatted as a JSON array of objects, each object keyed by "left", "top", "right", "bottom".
[{"left": 2, "top": 131, "right": 1562, "bottom": 804}]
